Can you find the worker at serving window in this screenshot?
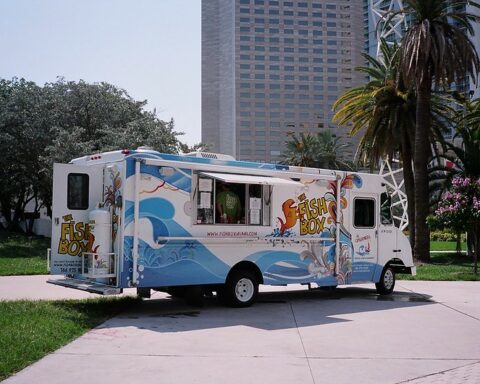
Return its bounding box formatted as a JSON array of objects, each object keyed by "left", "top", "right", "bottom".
[{"left": 216, "top": 182, "right": 242, "bottom": 224}]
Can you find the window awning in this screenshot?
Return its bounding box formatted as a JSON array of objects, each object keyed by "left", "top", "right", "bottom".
[{"left": 200, "top": 172, "right": 302, "bottom": 186}]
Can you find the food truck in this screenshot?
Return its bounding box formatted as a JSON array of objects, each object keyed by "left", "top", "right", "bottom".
[{"left": 48, "top": 148, "right": 416, "bottom": 307}]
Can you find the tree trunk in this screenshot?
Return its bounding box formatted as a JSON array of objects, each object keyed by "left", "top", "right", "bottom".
[
  {"left": 455, "top": 232, "right": 462, "bottom": 256},
  {"left": 413, "top": 79, "right": 432, "bottom": 262},
  {"left": 10, "top": 189, "right": 26, "bottom": 232},
  {"left": 26, "top": 194, "right": 39, "bottom": 236},
  {"left": 0, "top": 196, "right": 12, "bottom": 227},
  {"left": 467, "top": 229, "right": 474, "bottom": 258},
  {"left": 473, "top": 223, "right": 479, "bottom": 275},
  {"left": 401, "top": 129, "right": 415, "bottom": 249}
]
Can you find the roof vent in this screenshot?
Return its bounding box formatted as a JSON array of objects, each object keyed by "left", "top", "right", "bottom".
[
  {"left": 183, "top": 152, "right": 235, "bottom": 161},
  {"left": 136, "top": 146, "right": 154, "bottom": 151}
]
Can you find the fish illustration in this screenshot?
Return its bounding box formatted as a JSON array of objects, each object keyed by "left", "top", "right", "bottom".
[
  {"left": 86, "top": 232, "right": 100, "bottom": 254},
  {"left": 278, "top": 199, "right": 298, "bottom": 236}
]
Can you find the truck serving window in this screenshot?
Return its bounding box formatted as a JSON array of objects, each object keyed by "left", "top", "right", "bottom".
[
  {"left": 354, "top": 198, "right": 375, "bottom": 228},
  {"left": 195, "top": 175, "right": 270, "bottom": 226},
  {"left": 67, "top": 173, "right": 89, "bottom": 210}
]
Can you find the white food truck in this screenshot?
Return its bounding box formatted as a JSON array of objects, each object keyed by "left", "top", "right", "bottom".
[{"left": 48, "top": 148, "right": 416, "bottom": 306}]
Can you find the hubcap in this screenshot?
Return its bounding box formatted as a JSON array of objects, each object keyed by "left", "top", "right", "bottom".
[
  {"left": 383, "top": 269, "right": 394, "bottom": 290},
  {"left": 235, "top": 278, "right": 254, "bottom": 302}
]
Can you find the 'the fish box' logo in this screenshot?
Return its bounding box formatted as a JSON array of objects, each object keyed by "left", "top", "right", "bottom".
[
  {"left": 278, "top": 193, "right": 329, "bottom": 236},
  {"left": 58, "top": 214, "right": 92, "bottom": 256},
  {"left": 297, "top": 193, "right": 329, "bottom": 235}
]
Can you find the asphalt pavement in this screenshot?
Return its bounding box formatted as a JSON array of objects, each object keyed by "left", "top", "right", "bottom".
[{"left": 1, "top": 276, "right": 479, "bottom": 384}]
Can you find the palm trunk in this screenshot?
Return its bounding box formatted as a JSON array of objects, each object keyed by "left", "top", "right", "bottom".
[
  {"left": 401, "top": 128, "right": 415, "bottom": 249},
  {"left": 414, "top": 79, "right": 431, "bottom": 262}
]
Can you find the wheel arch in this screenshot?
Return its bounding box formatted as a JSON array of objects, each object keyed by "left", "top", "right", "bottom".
[
  {"left": 374, "top": 258, "right": 407, "bottom": 283},
  {"left": 387, "top": 258, "right": 413, "bottom": 274},
  {"left": 227, "top": 261, "right": 264, "bottom": 285}
]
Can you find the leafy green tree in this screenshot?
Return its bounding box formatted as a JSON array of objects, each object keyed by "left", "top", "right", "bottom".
[
  {"left": 0, "top": 78, "right": 185, "bottom": 233},
  {"left": 432, "top": 96, "right": 480, "bottom": 255},
  {"left": 0, "top": 78, "right": 54, "bottom": 233},
  {"left": 40, "top": 79, "right": 183, "bottom": 215},
  {"left": 428, "top": 175, "right": 480, "bottom": 273},
  {"left": 179, "top": 142, "right": 210, "bottom": 154},
  {"left": 398, "top": 0, "right": 480, "bottom": 261}
]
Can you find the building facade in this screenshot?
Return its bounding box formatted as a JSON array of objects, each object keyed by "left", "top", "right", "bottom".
[{"left": 202, "top": 0, "right": 365, "bottom": 163}]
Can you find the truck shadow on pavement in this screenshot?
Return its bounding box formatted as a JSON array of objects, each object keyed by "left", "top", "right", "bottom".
[{"left": 104, "top": 287, "right": 434, "bottom": 332}]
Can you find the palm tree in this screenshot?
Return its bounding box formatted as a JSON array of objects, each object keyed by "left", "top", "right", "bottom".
[
  {"left": 334, "top": 39, "right": 454, "bottom": 251},
  {"left": 334, "top": 40, "right": 417, "bottom": 245},
  {"left": 436, "top": 96, "right": 480, "bottom": 179},
  {"left": 315, "top": 131, "right": 355, "bottom": 170},
  {"left": 282, "top": 132, "right": 319, "bottom": 167},
  {"left": 281, "top": 131, "right": 354, "bottom": 170},
  {"left": 398, "top": 0, "right": 480, "bottom": 261}
]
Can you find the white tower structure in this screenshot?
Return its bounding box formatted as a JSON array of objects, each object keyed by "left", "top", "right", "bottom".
[{"left": 366, "top": 0, "right": 407, "bottom": 57}]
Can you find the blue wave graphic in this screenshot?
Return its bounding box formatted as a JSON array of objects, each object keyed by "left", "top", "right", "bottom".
[
  {"left": 140, "top": 259, "right": 226, "bottom": 286},
  {"left": 125, "top": 198, "right": 187, "bottom": 240},
  {"left": 125, "top": 157, "right": 192, "bottom": 193},
  {"left": 122, "top": 197, "right": 230, "bottom": 285},
  {"left": 123, "top": 237, "right": 229, "bottom": 285},
  {"left": 124, "top": 151, "right": 290, "bottom": 196}
]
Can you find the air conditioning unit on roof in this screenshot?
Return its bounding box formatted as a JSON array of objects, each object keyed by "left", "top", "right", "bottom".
[{"left": 183, "top": 152, "right": 236, "bottom": 161}]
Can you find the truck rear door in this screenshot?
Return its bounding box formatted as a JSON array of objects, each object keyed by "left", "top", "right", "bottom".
[{"left": 50, "top": 163, "right": 103, "bottom": 275}]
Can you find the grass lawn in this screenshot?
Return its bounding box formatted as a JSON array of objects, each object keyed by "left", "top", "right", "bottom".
[
  {"left": 399, "top": 240, "right": 480, "bottom": 281},
  {"left": 0, "top": 232, "right": 49, "bottom": 276},
  {"left": 430, "top": 241, "right": 467, "bottom": 252},
  {"left": 398, "top": 249, "right": 479, "bottom": 281},
  {"left": 0, "top": 297, "right": 140, "bottom": 381}
]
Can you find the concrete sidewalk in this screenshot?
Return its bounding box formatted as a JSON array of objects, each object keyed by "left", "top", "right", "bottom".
[
  {"left": 0, "top": 275, "right": 138, "bottom": 300},
  {"left": 1, "top": 277, "right": 479, "bottom": 384}
]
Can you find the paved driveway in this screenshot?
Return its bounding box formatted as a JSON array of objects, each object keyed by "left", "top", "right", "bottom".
[{"left": 1, "top": 278, "right": 480, "bottom": 384}]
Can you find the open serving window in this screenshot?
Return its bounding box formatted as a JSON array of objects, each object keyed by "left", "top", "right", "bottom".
[{"left": 195, "top": 172, "right": 301, "bottom": 226}]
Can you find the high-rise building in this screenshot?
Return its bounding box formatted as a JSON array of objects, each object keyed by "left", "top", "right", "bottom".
[{"left": 202, "top": 0, "right": 365, "bottom": 163}]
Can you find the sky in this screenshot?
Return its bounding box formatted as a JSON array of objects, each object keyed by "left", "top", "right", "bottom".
[{"left": 0, "top": 0, "right": 201, "bottom": 145}]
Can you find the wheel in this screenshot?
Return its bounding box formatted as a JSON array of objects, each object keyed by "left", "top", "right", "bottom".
[
  {"left": 376, "top": 266, "right": 395, "bottom": 295},
  {"left": 223, "top": 270, "right": 259, "bottom": 307}
]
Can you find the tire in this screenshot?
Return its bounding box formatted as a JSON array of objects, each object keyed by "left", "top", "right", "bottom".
[
  {"left": 376, "top": 266, "right": 395, "bottom": 295},
  {"left": 223, "top": 270, "right": 259, "bottom": 307}
]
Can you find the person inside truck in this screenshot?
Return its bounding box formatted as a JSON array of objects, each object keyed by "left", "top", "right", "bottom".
[{"left": 216, "top": 182, "right": 243, "bottom": 224}]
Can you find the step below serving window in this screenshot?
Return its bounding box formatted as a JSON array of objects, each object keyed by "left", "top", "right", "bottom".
[{"left": 195, "top": 174, "right": 271, "bottom": 226}]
